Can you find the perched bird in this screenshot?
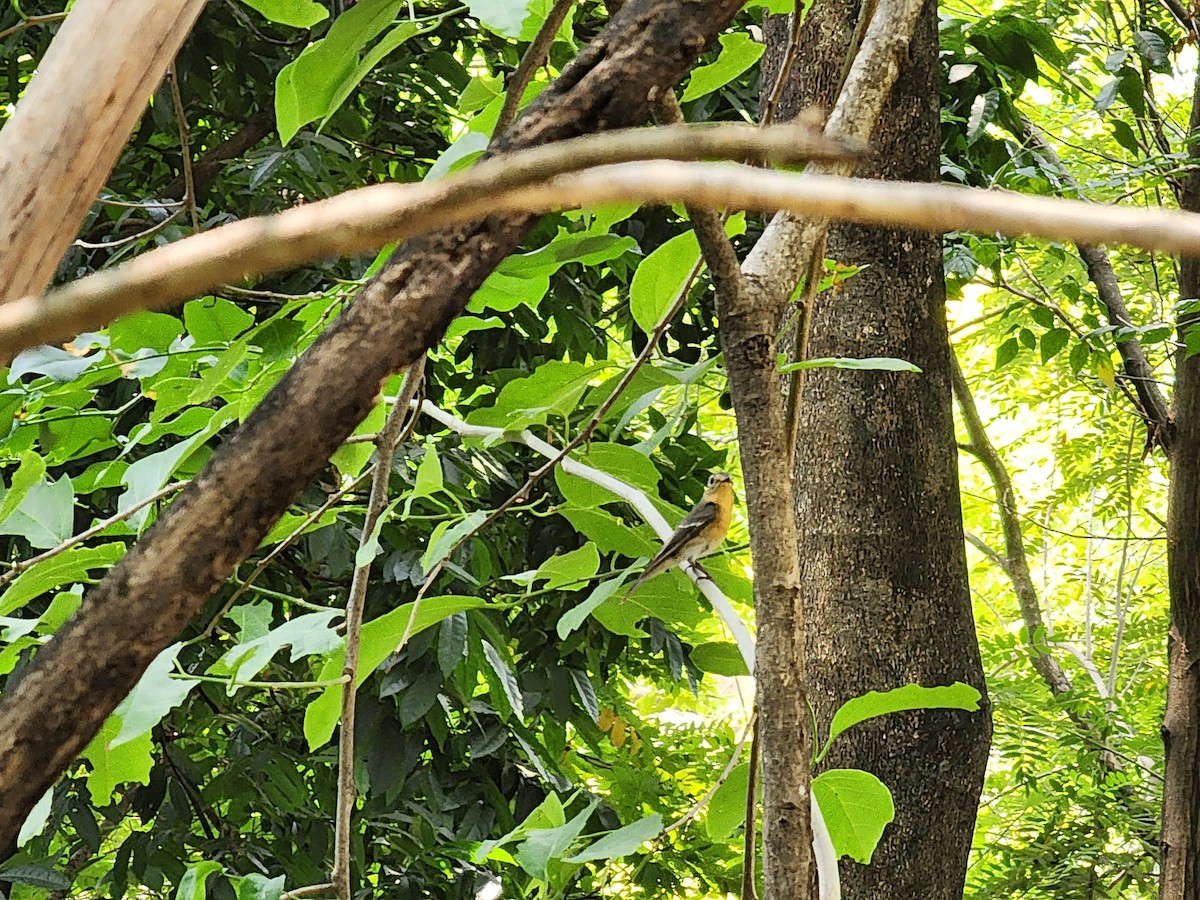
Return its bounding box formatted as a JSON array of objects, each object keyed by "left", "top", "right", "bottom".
[{"left": 624, "top": 472, "right": 735, "bottom": 599}]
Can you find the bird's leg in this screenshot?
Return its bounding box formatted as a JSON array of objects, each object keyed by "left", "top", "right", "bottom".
[{"left": 688, "top": 561, "right": 714, "bottom": 582}]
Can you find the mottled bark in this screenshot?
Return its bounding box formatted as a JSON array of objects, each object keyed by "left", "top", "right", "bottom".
[
  {"left": 771, "top": 0, "right": 992, "bottom": 896},
  {"left": 1162, "top": 68, "right": 1200, "bottom": 900},
  {"left": 0, "top": 0, "right": 747, "bottom": 846}
]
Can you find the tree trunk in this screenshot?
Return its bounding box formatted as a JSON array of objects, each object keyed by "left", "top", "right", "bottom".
[
  {"left": 1161, "top": 69, "right": 1200, "bottom": 900},
  {"left": 769, "top": 0, "right": 993, "bottom": 896}
]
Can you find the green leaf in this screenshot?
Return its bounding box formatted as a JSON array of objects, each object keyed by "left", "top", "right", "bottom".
[
  {"left": 468, "top": 0, "right": 538, "bottom": 37},
  {"left": 535, "top": 542, "right": 600, "bottom": 590},
  {"left": 812, "top": 769, "right": 895, "bottom": 864},
  {"left": 331, "top": 401, "right": 386, "bottom": 478},
  {"left": 823, "top": 683, "right": 981, "bottom": 758},
  {"left": 554, "top": 443, "right": 661, "bottom": 508},
  {"left": 236, "top": 874, "right": 286, "bottom": 900},
  {"left": 629, "top": 231, "right": 701, "bottom": 334},
  {"left": 517, "top": 800, "right": 599, "bottom": 879},
  {"left": 705, "top": 763, "right": 749, "bottom": 841},
  {"left": 107, "top": 311, "right": 184, "bottom": 355},
  {"left": 16, "top": 789, "right": 53, "bottom": 849},
  {"left": 318, "top": 22, "right": 423, "bottom": 132},
  {"left": 691, "top": 641, "right": 750, "bottom": 677},
  {"left": 82, "top": 717, "right": 153, "bottom": 805},
  {"left": 565, "top": 813, "right": 663, "bottom": 862},
  {"left": 559, "top": 506, "right": 657, "bottom": 559},
  {"left": 403, "top": 440, "right": 444, "bottom": 517},
  {"left": 995, "top": 338, "right": 1019, "bottom": 368},
  {"left": 0, "top": 543, "right": 125, "bottom": 616},
  {"left": 779, "top": 356, "right": 921, "bottom": 373},
  {"left": 483, "top": 639, "right": 525, "bottom": 719},
  {"left": 1133, "top": 30, "right": 1170, "bottom": 73},
  {"left": 209, "top": 610, "right": 342, "bottom": 691},
  {"left": 183, "top": 297, "right": 255, "bottom": 344},
  {"left": 237, "top": 0, "right": 328, "bottom": 27},
  {"left": 177, "top": 861, "right": 224, "bottom": 900},
  {"left": 681, "top": 33, "right": 765, "bottom": 102},
  {"left": 1040, "top": 327, "right": 1071, "bottom": 363},
  {"left": 274, "top": 0, "right": 407, "bottom": 143},
  {"left": 421, "top": 510, "right": 488, "bottom": 574},
  {"left": 304, "top": 596, "right": 486, "bottom": 749},
  {"left": 110, "top": 643, "right": 200, "bottom": 747},
  {"left": 0, "top": 450, "right": 47, "bottom": 522},
  {"left": 557, "top": 576, "right": 624, "bottom": 639},
  {"left": 0, "top": 861, "right": 69, "bottom": 891},
  {"left": 0, "top": 473, "right": 73, "bottom": 549},
  {"left": 465, "top": 361, "right": 599, "bottom": 432}
]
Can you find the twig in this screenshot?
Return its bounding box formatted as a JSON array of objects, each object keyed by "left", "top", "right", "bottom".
[
  {"left": 741, "top": 713, "right": 761, "bottom": 900},
  {"left": 0, "top": 11, "right": 65, "bottom": 42},
  {"left": 0, "top": 481, "right": 187, "bottom": 589},
  {"left": 332, "top": 360, "right": 423, "bottom": 900},
  {"left": 495, "top": 0, "right": 576, "bottom": 134},
  {"left": 281, "top": 883, "right": 336, "bottom": 900},
  {"left": 662, "top": 712, "right": 756, "bottom": 834},
  {"left": 166, "top": 64, "right": 200, "bottom": 232},
  {"left": 195, "top": 469, "right": 374, "bottom": 641}
]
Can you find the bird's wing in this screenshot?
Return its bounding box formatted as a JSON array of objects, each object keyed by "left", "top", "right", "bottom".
[{"left": 651, "top": 499, "right": 718, "bottom": 565}]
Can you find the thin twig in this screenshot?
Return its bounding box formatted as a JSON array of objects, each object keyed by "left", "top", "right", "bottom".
[
  {"left": 166, "top": 64, "right": 200, "bottom": 232},
  {"left": 741, "top": 713, "right": 761, "bottom": 900},
  {"left": 0, "top": 481, "right": 188, "bottom": 589},
  {"left": 495, "top": 0, "right": 576, "bottom": 134},
  {"left": 281, "top": 883, "right": 336, "bottom": 900},
  {"left": 332, "top": 360, "right": 423, "bottom": 900},
  {"left": 0, "top": 11, "right": 66, "bottom": 42},
  {"left": 662, "top": 712, "right": 756, "bottom": 834}
]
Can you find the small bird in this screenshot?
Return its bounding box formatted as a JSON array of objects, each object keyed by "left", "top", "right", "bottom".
[{"left": 624, "top": 472, "right": 735, "bottom": 599}]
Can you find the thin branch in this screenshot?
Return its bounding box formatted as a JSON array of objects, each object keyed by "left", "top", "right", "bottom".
[
  {"left": 662, "top": 712, "right": 756, "bottom": 834},
  {"left": 952, "top": 353, "right": 1074, "bottom": 696},
  {"left": 0, "top": 481, "right": 187, "bottom": 589},
  {"left": 0, "top": 122, "right": 860, "bottom": 360},
  {"left": 495, "top": 0, "right": 576, "bottom": 134},
  {"left": 1019, "top": 118, "right": 1172, "bottom": 449},
  {"left": 0, "top": 11, "right": 66, "bottom": 41},
  {"left": 166, "top": 64, "right": 200, "bottom": 232},
  {"left": 332, "top": 361, "right": 422, "bottom": 900}
]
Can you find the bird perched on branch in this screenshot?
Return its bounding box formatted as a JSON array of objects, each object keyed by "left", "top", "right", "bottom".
[{"left": 624, "top": 472, "right": 735, "bottom": 599}]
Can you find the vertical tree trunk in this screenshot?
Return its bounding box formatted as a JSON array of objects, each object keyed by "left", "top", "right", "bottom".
[
  {"left": 768, "top": 0, "right": 993, "bottom": 896},
  {"left": 1161, "top": 71, "right": 1200, "bottom": 900}
]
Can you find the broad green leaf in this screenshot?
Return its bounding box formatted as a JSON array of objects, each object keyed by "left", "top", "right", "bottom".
[
  {"left": 110, "top": 644, "right": 200, "bottom": 747},
  {"left": 824, "top": 683, "right": 982, "bottom": 757},
  {"left": 554, "top": 443, "right": 661, "bottom": 508},
  {"left": 517, "top": 800, "right": 599, "bottom": 879},
  {"left": 238, "top": 0, "right": 328, "bottom": 26},
  {"left": 319, "top": 22, "right": 423, "bottom": 132},
  {"left": 565, "top": 813, "right": 663, "bottom": 862},
  {"left": 0, "top": 860, "right": 69, "bottom": 890},
  {"left": 559, "top": 505, "right": 657, "bottom": 559},
  {"left": 82, "top": 717, "right": 153, "bottom": 805},
  {"left": 177, "top": 861, "right": 224, "bottom": 900},
  {"left": 107, "top": 311, "right": 184, "bottom": 355},
  {"left": 557, "top": 576, "right": 625, "bottom": 639},
  {"left": 465, "top": 361, "right": 599, "bottom": 432},
  {"left": 468, "top": 0, "right": 537, "bottom": 37},
  {"left": 0, "top": 450, "right": 47, "bottom": 522},
  {"left": 705, "top": 763, "right": 749, "bottom": 841},
  {"left": 421, "top": 510, "right": 488, "bottom": 574},
  {"left": 535, "top": 542, "right": 600, "bottom": 590},
  {"left": 304, "top": 596, "right": 486, "bottom": 749},
  {"left": 0, "top": 474, "right": 73, "bottom": 549},
  {"left": 16, "top": 789, "right": 53, "bottom": 849},
  {"left": 681, "top": 33, "right": 765, "bottom": 102},
  {"left": 274, "top": 0, "right": 406, "bottom": 143},
  {"left": 119, "top": 428, "right": 215, "bottom": 530},
  {"left": 812, "top": 769, "right": 894, "bottom": 864},
  {"left": 184, "top": 297, "right": 255, "bottom": 344},
  {"left": 691, "top": 641, "right": 750, "bottom": 677},
  {"left": 209, "top": 610, "right": 342, "bottom": 692},
  {"left": 236, "top": 874, "right": 286, "bottom": 900},
  {"left": 483, "top": 639, "right": 525, "bottom": 719},
  {"left": 0, "top": 543, "right": 125, "bottom": 616},
  {"left": 437, "top": 611, "right": 469, "bottom": 675},
  {"left": 1040, "top": 327, "right": 1071, "bottom": 363},
  {"left": 570, "top": 669, "right": 600, "bottom": 721},
  {"left": 403, "top": 440, "right": 444, "bottom": 517},
  {"left": 8, "top": 345, "right": 103, "bottom": 382},
  {"left": 629, "top": 231, "right": 702, "bottom": 335},
  {"left": 779, "top": 356, "right": 922, "bottom": 373}
]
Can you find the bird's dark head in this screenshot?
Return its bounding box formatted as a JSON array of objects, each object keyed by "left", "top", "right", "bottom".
[{"left": 707, "top": 472, "right": 733, "bottom": 489}]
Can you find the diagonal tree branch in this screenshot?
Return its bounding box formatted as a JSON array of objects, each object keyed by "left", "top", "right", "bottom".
[
  {"left": 1018, "top": 118, "right": 1172, "bottom": 450},
  {"left": 0, "top": 0, "right": 752, "bottom": 845}
]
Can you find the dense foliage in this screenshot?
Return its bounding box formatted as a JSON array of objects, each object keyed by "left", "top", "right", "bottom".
[{"left": 0, "top": 0, "right": 1191, "bottom": 897}]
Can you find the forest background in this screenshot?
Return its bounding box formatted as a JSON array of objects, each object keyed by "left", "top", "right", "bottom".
[{"left": 0, "top": 0, "right": 1190, "bottom": 897}]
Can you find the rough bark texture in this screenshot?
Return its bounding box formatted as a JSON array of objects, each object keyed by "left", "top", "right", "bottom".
[
  {"left": 1162, "top": 69, "right": 1200, "bottom": 900},
  {"left": 0, "top": 0, "right": 208, "bottom": 304},
  {"left": 0, "top": 0, "right": 746, "bottom": 846},
  {"left": 771, "top": 0, "right": 993, "bottom": 896}
]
